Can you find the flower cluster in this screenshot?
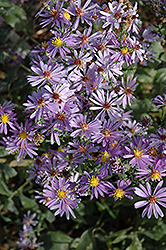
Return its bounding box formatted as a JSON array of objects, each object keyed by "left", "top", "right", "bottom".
[
  {"left": 1, "top": 0, "right": 166, "bottom": 220},
  {"left": 17, "top": 211, "right": 43, "bottom": 250}
]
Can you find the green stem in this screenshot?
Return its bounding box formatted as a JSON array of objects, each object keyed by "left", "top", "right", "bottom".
[{"left": 3, "top": 51, "right": 31, "bottom": 73}]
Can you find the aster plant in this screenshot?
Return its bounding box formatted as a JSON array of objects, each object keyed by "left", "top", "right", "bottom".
[{"left": 1, "top": 0, "right": 166, "bottom": 224}]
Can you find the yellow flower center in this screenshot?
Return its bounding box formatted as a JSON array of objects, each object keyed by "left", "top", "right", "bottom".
[
  {"left": 114, "top": 188, "right": 124, "bottom": 199},
  {"left": 151, "top": 170, "right": 162, "bottom": 181},
  {"left": 63, "top": 11, "right": 71, "bottom": 20},
  {"left": 1, "top": 114, "right": 9, "bottom": 123},
  {"left": 150, "top": 147, "right": 158, "bottom": 157},
  {"left": 121, "top": 47, "right": 128, "bottom": 55},
  {"left": 57, "top": 189, "right": 66, "bottom": 199},
  {"left": 13, "top": 55, "right": 18, "bottom": 60},
  {"left": 53, "top": 37, "right": 63, "bottom": 47},
  {"left": 19, "top": 131, "right": 28, "bottom": 140},
  {"left": 88, "top": 176, "right": 99, "bottom": 187},
  {"left": 100, "top": 151, "right": 110, "bottom": 163},
  {"left": 134, "top": 147, "right": 143, "bottom": 158},
  {"left": 111, "top": 140, "right": 118, "bottom": 149}
]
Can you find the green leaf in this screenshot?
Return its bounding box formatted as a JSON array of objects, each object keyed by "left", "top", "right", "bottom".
[
  {"left": 6, "top": 198, "right": 18, "bottom": 214},
  {"left": 0, "top": 0, "right": 28, "bottom": 31},
  {"left": 20, "top": 194, "right": 38, "bottom": 210},
  {"left": 76, "top": 229, "right": 93, "bottom": 250},
  {"left": 41, "top": 231, "right": 72, "bottom": 250},
  {"left": 0, "top": 177, "right": 12, "bottom": 196},
  {"left": 2, "top": 164, "right": 17, "bottom": 181},
  {"left": 45, "top": 210, "right": 55, "bottom": 223},
  {"left": 0, "top": 146, "right": 8, "bottom": 157}
]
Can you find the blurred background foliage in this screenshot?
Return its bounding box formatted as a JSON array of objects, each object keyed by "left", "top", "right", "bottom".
[{"left": 0, "top": 0, "right": 166, "bottom": 249}]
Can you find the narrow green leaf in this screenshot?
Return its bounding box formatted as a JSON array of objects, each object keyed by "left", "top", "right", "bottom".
[{"left": 76, "top": 229, "right": 93, "bottom": 250}]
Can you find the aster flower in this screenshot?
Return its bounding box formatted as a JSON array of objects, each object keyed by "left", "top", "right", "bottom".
[
  {"left": 23, "top": 88, "right": 50, "bottom": 122},
  {"left": 123, "top": 135, "right": 153, "bottom": 169},
  {"left": 3, "top": 120, "right": 38, "bottom": 162},
  {"left": 152, "top": 94, "right": 166, "bottom": 109},
  {"left": 149, "top": 128, "right": 166, "bottom": 149},
  {"left": 97, "top": 143, "right": 122, "bottom": 177},
  {"left": 129, "top": 36, "right": 145, "bottom": 64},
  {"left": 41, "top": 115, "right": 61, "bottom": 145},
  {"left": 68, "top": 139, "right": 98, "bottom": 159},
  {"left": 66, "top": 0, "right": 98, "bottom": 30},
  {"left": 47, "top": 30, "right": 76, "bottom": 59},
  {"left": 78, "top": 171, "right": 113, "bottom": 199},
  {"left": 100, "top": 2, "right": 128, "bottom": 30},
  {"left": 92, "top": 118, "right": 123, "bottom": 147},
  {"left": 135, "top": 159, "right": 166, "bottom": 181},
  {"left": 35, "top": 177, "right": 80, "bottom": 219},
  {"left": 110, "top": 38, "right": 132, "bottom": 67},
  {"left": 0, "top": 101, "right": 15, "bottom": 114},
  {"left": 95, "top": 50, "right": 123, "bottom": 84},
  {"left": 124, "top": 119, "right": 146, "bottom": 138},
  {"left": 27, "top": 57, "right": 66, "bottom": 88},
  {"left": 119, "top": 75, "right": 138, "bottom": 109},
  {"left": 43, "top": 81, "right": 74, "bottom": 112},
  {"left": 109, "top": 179, "right": 134, "bottom": 201},
  {"left": 22, "top": 211, "right": 38, "bottom": 231},
  {"left": 65, "top": 49, "right": 93, "bottom": 72},
  {"left": 0, "top": 110, "right": 17, "bottom": 135},
  {"left": 134, "top": 180, "right": 166, "bottom": 219},
  {"left": 38, "top": 0, "right": 65, "bottom": 28},
  {"left": 126, "top": 3, "right": 142, "bottom": 34},
  {"left": 72, "top": 26, "right": 101, "bottom": 52},
  {"left": 68, "top": 65, "right": 98, "bottom": 95},
  {"left": 70, "top": 114, "right": 101, "bottom": 139},
  {"left": 90, "top": 89, "right": 122, "bottom": 121}
]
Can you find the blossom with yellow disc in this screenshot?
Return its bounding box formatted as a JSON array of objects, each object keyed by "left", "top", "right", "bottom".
[
  {"left": 109, "top": 179, "right": 134, "bottom": 201},
  {"left": 78, "top": 171, "right": 114, "bottom": 200}
]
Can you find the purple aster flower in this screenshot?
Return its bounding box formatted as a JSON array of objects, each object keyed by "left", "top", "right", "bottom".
[
  {"left": 36, "top": 177, "right": 80, "bottom": 219},
  {"left": 109, "top": 179, "right": 134, "bottom": 201},
  {"left": 38, "top": 0, "right": 65, "bottom": 28},
  {"left": 126, "top": 3, "right": 142, "bottom": 34},
  {"left": 149, "top": 128, "right": 166, "bottom": 149},
  {"left": 23, "top": 88, "right": 50, "bottom": 122},
  {"left": 152, "top": 94, "right": 166, "bottom": 109},
  {"left": 129, "top": 36, "right": 145, "bottom": 64},
  {"left": 65, "top": 49, "right": 93, "bottom": 72},
  {"left": 78, "top": 171, "right": 113, "bottom": 199},
  {"left": 68, "top": 139, "right": 98, "bottom": 160},
  {"left": 97, "top": 143, "right": 122, "bottom": 177},
  {"left": 44, "top": 81, "right": 74, "bottom": 107},
  {"left": 92, "top": 118, "right": 123, "bottom": 147},
  {"left": 123, "top": 135, "right": 153, "bottom": 169},
  {"left": 68, "top": 65, "right": 98, "bottom": 95},
  {"left": 27, "top": 57, "right": 66, "bottom": 88},
  {"left": 0, "top": 101, "right": 15, "bottom": 113},
  {"left": 72, "top": 26, "right": 101, "bottom": 52},
  {"left": 3, "top": 121, "right": 38, "bottom": 162},
  {"left": 100, "top": 2, "right": 128, "bottom": 30},
  {"left": 0, "top": 110, "right": 17, "bottom": 135},
  {"left": 95, "top": 50, "right": 123, "bottom": 85},
  {"left": 89, "top": 89, "right": 122, "bottom": 121},
  {"left": 135, "top": 159, "right": 166, "bottom": 181},
  {"left": 22, "top": 211, "right": 38, "bottom": 230},
  {"left": 66, "top": 0, "right": 98, "bottom": 30},
  {"left": 70, "top": 114, "right": 101, "bottom": 139},
  {"left": 134, "top": 180, "right": 166, "bottom": 219},
  {"left": 41, "top": 114, "right": 61, "bottom": 145},
  {"left": 124, "top": 119, "right": 147, "bottom": 138},
  {"left": 119, "top": 75, "right": 138, "bottom": 109},
  {"left": 47, "top": 30, "right": 76, "bottom": 59}
]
